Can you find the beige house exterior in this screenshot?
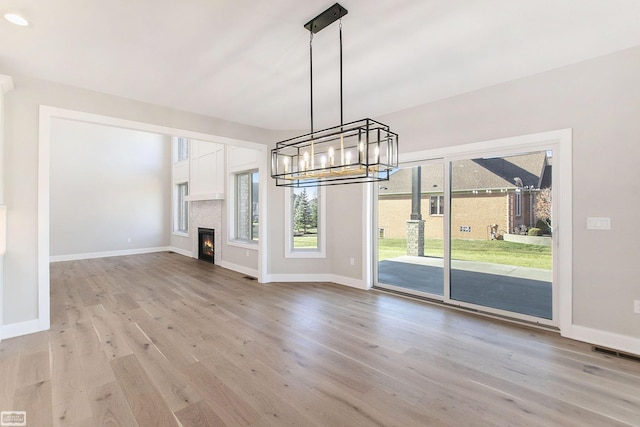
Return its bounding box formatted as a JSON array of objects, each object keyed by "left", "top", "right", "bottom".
[{"left": 378, "top": 152, "right": 550, "bottom": 241}]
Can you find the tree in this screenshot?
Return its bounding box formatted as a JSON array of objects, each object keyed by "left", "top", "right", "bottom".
[
  {"left": 534, "top": 187, "right": 552, "bottom": 229},
  {"left": 294, "top": 189, "right": 312, "bottom": 234},
  {"left": 309, "top": 197, "right": 318, "bottom": 231}
]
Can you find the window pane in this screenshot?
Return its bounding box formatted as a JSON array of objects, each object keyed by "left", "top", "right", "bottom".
[
  {"left": 235, "top": 170, "right": 258, "bottom": 242},
  {"left": 251, "top": 172, "right": 259, "bottom": 241},
  {"left": 378, "top": 164, "right": 445, "bottom": 296},
  {"left": 449, "top": 150, "right": 553, "bottom": 319},
  {"left": 236, "top": 173, "right": 250, "bottom": 240},
  {"left": 177, "top": 137, "right": 189, "bottom": 162},
  {"left": 292, "top": 186, "right": 318, "bottom": 249},
  {"left": 177, "top": 183, "right": 188, "bottom": 233}
]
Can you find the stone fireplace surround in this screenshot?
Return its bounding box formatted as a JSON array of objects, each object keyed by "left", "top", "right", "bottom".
[{"left": 190, "top": 200, "right": 222, "bottom": 265}]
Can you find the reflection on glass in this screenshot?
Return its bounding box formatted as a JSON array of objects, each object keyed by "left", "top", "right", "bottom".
[
  {"left": 449, "top": 150, "right": 553, "bottom": 319},
  {"left": 377, "top": 164, "right": 445, "bottom": 296}
]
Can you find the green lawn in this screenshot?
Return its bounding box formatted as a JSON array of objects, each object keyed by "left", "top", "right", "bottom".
[
  {"left": 378, "top": 238, "right": 552, "bottom": 270},
  {"left": 293, "top": 234, "right": 319, "bottom": 248}
]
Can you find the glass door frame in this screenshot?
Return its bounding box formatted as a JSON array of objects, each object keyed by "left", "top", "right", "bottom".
[{"left": 373, "top": 129, "right": 573, "bottom": 329}]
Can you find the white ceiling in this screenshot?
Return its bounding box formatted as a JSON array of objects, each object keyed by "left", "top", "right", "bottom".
[{"left": 2, "top": 0, "right": 640, "bottom": 130}]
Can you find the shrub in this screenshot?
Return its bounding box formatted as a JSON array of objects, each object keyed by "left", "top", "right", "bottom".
[
  {"left": 514, "top": 224, "right": 529, "bottom": 235},
  {"left": 536, "top": 219, "right": 551, "bottom": 235},
  {"left": 528, "top": 227, "right": 542, "bottom": 236}
]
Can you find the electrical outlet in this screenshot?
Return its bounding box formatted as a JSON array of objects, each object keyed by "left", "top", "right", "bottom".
[
  {"left": 634, "top": 300, "right": 640, "bottom": 314},
  {"left": 127, "top": 237, "right": 132, "bottom": 243},
  {"left": 246, "top": 250, "right": 250, "bottom": 257},
  {"left": 350, "top": 257, "right": 355, "bottom": 266}
]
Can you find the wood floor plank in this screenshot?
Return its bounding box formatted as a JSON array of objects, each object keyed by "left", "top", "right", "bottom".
[
  {"left": 88, "top": 381, "right": 140, "bottom": 427},
  {"left": 15, "top": 350, "right": 50, "bottom": 388},
  {"left": 110, "top": 354, "right": 178, "bottom": 427},
  {"left": 0, "top": 338, "right": 22, "bottom": 411},
  {"left": 111, "top": 310, "right": 202, "bottom": 412},
  {"left": 198, "top": 352, "right": 320, "bottom": 426},
  {"left": 2, "top": 252, "right": 637, "bottom": 426},
  {"left": 86, "top": 304, "right": 133, "bottom": 360},
  {"left": 49, "top": 326, "right": 93, "bottom": 426},
  {"left": 181, "top": 361, "right": 262, "bottom": 426},
  {"left": 174, "top": 400, "right": 228, "bottom": 427},
  {"left": 13, "top": 380, "right": 53, "bottom": 427}
]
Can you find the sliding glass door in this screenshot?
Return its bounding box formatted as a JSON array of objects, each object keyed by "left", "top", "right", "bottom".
[
  {"left": 448, "top": 150, "right": 553, "bottom": 320},
  {"left": 375, "top": 144, "right": 557, "bottom": 326}
]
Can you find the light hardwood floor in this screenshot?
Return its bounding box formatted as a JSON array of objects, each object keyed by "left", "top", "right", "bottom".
[{"left": 1, "top": 252, "right": 639, "bottom": 426}]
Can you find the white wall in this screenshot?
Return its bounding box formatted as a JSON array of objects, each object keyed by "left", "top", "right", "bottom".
[
  {"left": 2, "top": 75, "right": 272, "bottom": 330},
  {"left": 376, "top": 45, "right": 640, "bottom": 343},
  {"left": 4, "top": 42, "right": 640, "bottom": 354},
  {"left": 266, "top": 45, "right": 640, "bottom": 353},
  {"left": 50, "top": 119, "right": 171, "bottom": 257}
]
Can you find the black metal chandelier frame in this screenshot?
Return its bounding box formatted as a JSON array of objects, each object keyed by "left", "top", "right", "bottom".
[{"left": 270, "top": 3, "right": 399, "bottom": 188}]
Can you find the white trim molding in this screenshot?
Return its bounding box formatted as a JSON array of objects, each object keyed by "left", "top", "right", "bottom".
[
  {"left": 218, "top": 260, "right": 259, "bottom": 280},
  {"left": 566, "top": 325, "right": 640, "bottom": 357},
  {"left": 0, "top": 75, "right": 13, "bottom": 341},
  {"left": 50, "top": 247, "right": 174, "bottom": 263},
  {"left": 284, "top": 186, "right": 327, "bottom": 259},
  {"left": 169, "top": 247, "right": 193, "bottom": 258},
  {"left": 265, "top": 273, "right": 367, "bottom": 290},
  {"left": 1, "top": 319, "right": 40, "bottom": 340}
]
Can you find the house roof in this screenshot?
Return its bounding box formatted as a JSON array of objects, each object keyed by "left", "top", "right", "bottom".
[{"left": 379, "top": 152, "right": 548, "bottom": 195}]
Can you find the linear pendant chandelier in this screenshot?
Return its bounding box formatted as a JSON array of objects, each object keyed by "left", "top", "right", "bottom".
[{"left": 271, "top": 3, "right": 398, "bottom": 187}]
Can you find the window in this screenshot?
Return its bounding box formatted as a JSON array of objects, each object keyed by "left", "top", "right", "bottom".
[
  {"left": 285, "top": 183, "right": 326, "bottom": 258},
  {"left": 292, "top": 186, "right": 319, "bottom": 249},
  {"left": 235, "top": 170, "right": 259, "bottom": 242},
  {"left": 175, "top": 182, "right": 188, "bottom": 233},
  {"left": 515, "top": 189, "right": 522, "bottom": 217},
  {"left": 175, "top": 137, "right": 189, "bottom": 163},
  {"left": 430, "top": 195, "right": 444, "bottom": 215}
]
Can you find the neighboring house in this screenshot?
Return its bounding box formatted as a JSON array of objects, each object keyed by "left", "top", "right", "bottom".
[{"left": 378, "top": 152, "right": 551, "bottom": 241}]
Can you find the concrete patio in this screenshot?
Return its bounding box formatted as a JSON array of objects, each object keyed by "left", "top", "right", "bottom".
[{"left": 378, "top": 255, "right": 552, "bottom": 319}]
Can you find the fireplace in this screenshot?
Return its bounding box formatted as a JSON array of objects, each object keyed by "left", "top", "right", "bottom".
[{"left": 198, "top": 228, "right": 215, "bottom": 264}]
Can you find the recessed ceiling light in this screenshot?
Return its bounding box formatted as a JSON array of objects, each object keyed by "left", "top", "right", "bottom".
[{"left": 4, "top": 13, "right": 30, "bottom": 27}]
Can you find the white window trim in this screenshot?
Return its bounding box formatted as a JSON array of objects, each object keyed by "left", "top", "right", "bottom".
[
  {"left": 284, "top": 186, "right": 327, "bottom": 259},
  {"left": 173, "top": 181, "right": 189, "bottom": 235},
  {"left": 430, "top": 194, "right": 444, "bottom": 216},
  {"left": 228, "top": 169, "right": 259, "bottom": 247}
]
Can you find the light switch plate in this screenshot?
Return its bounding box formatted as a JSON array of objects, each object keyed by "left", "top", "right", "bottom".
[{"left": 587, "top": 217, "right": 611, "bottom": 230}]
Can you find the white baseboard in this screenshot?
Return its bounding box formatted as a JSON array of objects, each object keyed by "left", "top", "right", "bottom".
[
  {"left": 50, "top": 246, "right": 172, "bottom": 262},
  {"left": 168, "top": 247, "right": 193, "bottom": 258},
  {"left": 564, "top": 325, "right": 640, "bottom": 357},
  {"left": 264, "top": 273, "right": 368, "bottom": 290},
  {"left": 218, "top": 260, "right": 259, "bottom": 279},
  {"left": 0, "top": 318, "right": 42, "bottom": 340}
]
